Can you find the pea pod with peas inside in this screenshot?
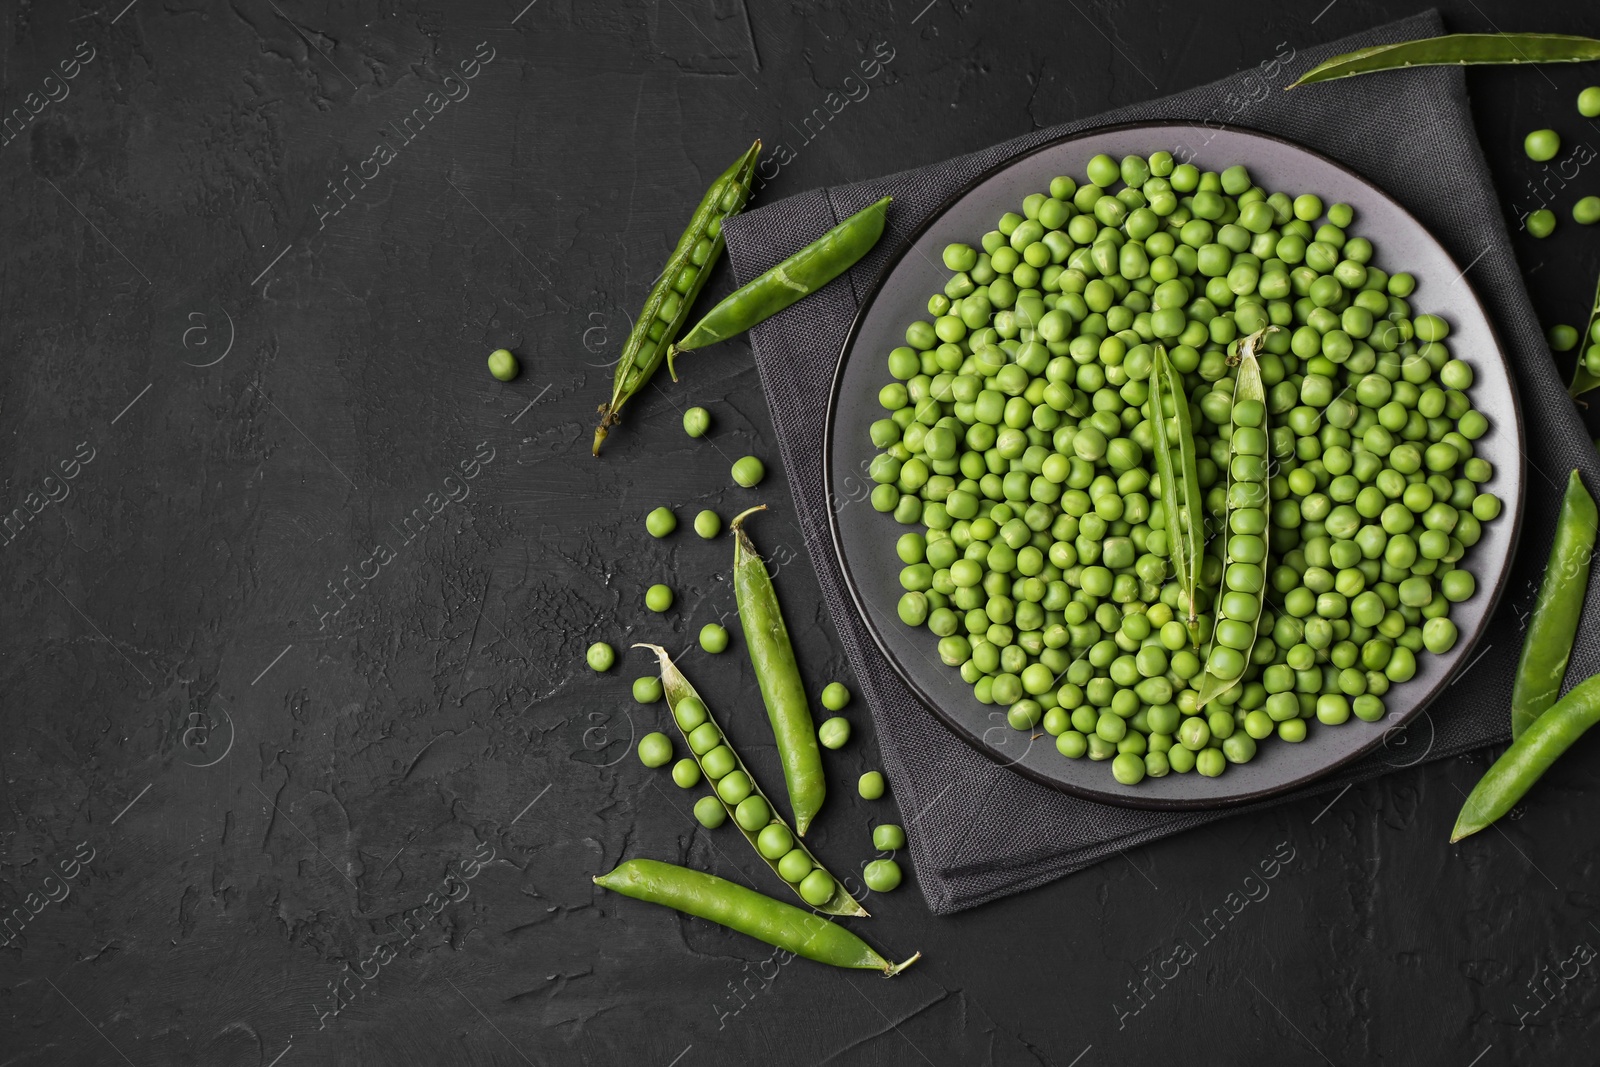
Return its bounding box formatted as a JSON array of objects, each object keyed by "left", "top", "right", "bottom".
[
  {"left": 634, "top": 643, "right": 865, "bottom": 917},
  {"left": 1452, "top": 671, "right": 1600, "bottom": 841},
  {"left": 1510, "top": 471, "right": 1597, "bottom": 739},
  {"left": 666, "top": 198, "right": 892, "bottom": 379},
  {"left": 594, "top": 858, "right": 918, "bottom": 974},
  {"left": 593, "top": 139, "right": 761, "bottom": 455},
  {"left": 1568, "top": 270, "right": 1600, "bottom": 398},
  {"left": 1197, "top": 328, "right": 1274, "bottom": 710},
  {"left": 731, "top": 505, "right": 826, "bottom": 835}
]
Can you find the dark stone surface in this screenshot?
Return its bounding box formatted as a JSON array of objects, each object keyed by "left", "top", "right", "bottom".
[{"left": 2, "top": 2, "right": 1598, "bottom": 1064}]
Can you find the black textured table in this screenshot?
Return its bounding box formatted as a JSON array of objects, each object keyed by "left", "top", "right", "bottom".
[{"left": 5, "top": 3, "right": 1599, "bottom": 1064}]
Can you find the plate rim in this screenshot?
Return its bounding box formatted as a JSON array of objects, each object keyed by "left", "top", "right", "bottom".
[{"left": 822, "top": 119, "right": 1528, "bottom": 811}]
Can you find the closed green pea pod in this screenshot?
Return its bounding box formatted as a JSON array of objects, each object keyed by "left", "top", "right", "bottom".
[
  {"left": 1511, "top": 471, "right": 1597, "bottom": 738},
  {"left": 595, "top": 859, "right": 917, "bottom": 973}
]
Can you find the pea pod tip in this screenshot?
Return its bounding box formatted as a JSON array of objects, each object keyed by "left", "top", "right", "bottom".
[
  {"left": 729, "top": 503, "right": 769, "bottom": 532},
  {"left": 884, "top": 951, "right": 921, "bottom": 977}
]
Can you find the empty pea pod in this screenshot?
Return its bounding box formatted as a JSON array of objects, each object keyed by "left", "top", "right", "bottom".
[
  {"left": 594, "top": 859, "right": 918, "bottom": 974},
  {"left": 635, "top": 643, "right": 864, "bottom": 917},
  {"left": 1291, "top": 33, "right": 1600, "bottom": 89},
  {"left": 1197, "top": 328, "right": 1273, "bottom": 709},
  {"left": 1149, "top": 343, "right": 1205, "bottom": 648},
  {"left": 667, "top": 198, "right": 892, "bottom": 378},
  {"left": 1510, "top": 471, "right": 1598, "bottom": 738},
  {"left": 731, "top": 506, "right": 827, "bottom": 835},
  {"left": 593, "top": 140, "right": 761, "bottom": 454}
]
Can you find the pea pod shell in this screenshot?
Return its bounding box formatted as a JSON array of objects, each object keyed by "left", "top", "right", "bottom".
[
  {"left": 1290, "top": 33, "right": 1600, "bottom": 88},
  {"left": 1510, "top": 470, "right": 1598, "bottom": 738},
  {"left": 1452, "top": 672, "right": 1600, "bottom": 841},
  {"left": 633, "top": 643, "right": 866, "bottom": 917},
  {"left": 594, "top": 858, "right": 919, "bottom": 974},
  {"left": 1567, "top": 270, "right": 1600, "bottom": 398},
  {"left": 1197, "top": 330, "right": 1271, "bottom": 709},
  {"left": 666, "top": 197, "right": 892, "bottom": 377},
  {"left": 1150, "top": 344, "right": 1204, "bottom": 647},
  {"left": 593, "top": 139, "right": 761, "bottom": 454},
  {"left": 730, "top": 505, "right": 826, "bottom": 835}
]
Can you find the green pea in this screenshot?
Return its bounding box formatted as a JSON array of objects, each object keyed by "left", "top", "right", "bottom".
[
  {"left": 645, "top": 584, "right": 674, "bottom": 612},
  {"left": 1524, "top": 128, "right": 1561, "bottom": 162},
  {"left": 858, "top": 771, "right": 886, "bottom": 799},
  {"left": 687, "top": 721, "right": 721, "bottom": 755},
  {"left": 646, "top": 506, "right": 677, "bottom": 537},
  {"left": 863, "top": 859, "right": 903, "bottom": 893},
  {"left": 586, "top": 641, "right": 615, "bottom": 672},
  {"left": 818, "top": 716, "right": 851, "bottom": 750},
  {"left": 683, "top": 406, "right": 712, "bottom": 437},
  {"left": 699, "top": 623, "right": 730, "bottom": 654},
  {"left": 694, "top": 510, "right": 722, "bottom": 539},
  {"left": 731, "top": 455, "right": 766, "bottom": 487},
  {"left": 487, "top": 348, "right": 519, "bottom": 381},
  {"left": 633, "top": 676, "right": 664, "bottom": 704},
  {"left": 717, "top": 770, "right": 753, "bottom": 805},
  {"left": 638, "top": 731, "right": 673, "bottom": 768},
  {"left": 798, "top": 868, "right": 837, "bottom": 906},
  {"left": 676, "top": 697, "right": 710, "bottom": 732},
  {"left": 734, "top": 795, "right": 773, "bottom": 832},
  {"left": 821, "top": 681, "right": 852, "bottom": 710},
  {"left": 701, "top": 744, "right": 737, "bottom": 780},
  {"left": 694, "top": 795, "right": 727, "bottom": 828},
  {"left": 672, "top": 758, "right": 702, "bottom": 788},
  {"left": 776, "top": 848, "right": 813, "bottom": 883},
  {"left": 1527, "top": 209, "right": 1557, "bottom": 239},
  {"left": 757, "top": 822, "right": 794, "bottom": 859},
  {"left": 874, "top": 824, "right": 908, "bottom": 851}
]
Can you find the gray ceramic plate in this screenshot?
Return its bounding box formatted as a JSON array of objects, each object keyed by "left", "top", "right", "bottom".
[{"left": 825, "top": 122, "right": 1525, "bottom": 810}]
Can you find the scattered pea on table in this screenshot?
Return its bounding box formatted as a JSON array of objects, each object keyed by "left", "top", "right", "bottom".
[
  {"left": 637, "top": 732, "right": 673, "bottom": 768},
  {"left": 818, "top": 716, "right": 851, "bottom": 749},
  {"left": 1527, "top": 209, "right": 1557, "bottom": 238},
  {"left": 873, "top": 824, "right": 907, "bottom": 850},
  {"left": 486, "top": 348, "right": 519, "bottom": 381},
  {"left": 645, "top": 584, "right": 674, "bottom": 612},
  {"left": 694, "top": 510, "right": 722, "bottom": 539},
  {"left": 1525, "top": 128, "right": 1561, "bottom": 161},
  {"left": 863, "top": 859, "right": 902, "bottom": 893},
  {"left": 731, "top": 456, "right": 766, "bottom": 487},
  {"left": 672, "top": 758, "right": 702, "bottom": 789},
  {"left": 645, "top": 506, "right": 677, "bottom": 537},
  {"left": 683, "top": 406, "right": 712, "bottom": 438},
  {"left": 1549, "top": 324, "right": 1579, "bottom": 352},
  {"left": 858, "top": 771, "right": 886, "bottom": 799},
  {"left": 820, "top": 681, "right": 852, "bottom": 711},
  {"left": 1582, "top": 86, "right": 1600, "bottom": 118},
  {"left": 1575, "top": 196, "right": 1600, "bottom": 226},
  {"left": 694, "top": 795, "right": 727, "bottom": 828},
  {"left": 632, "top": 676, "right": 664, "bottom": 704},
  {"left": 699, "top": 623, "right": 730, "bottom": 654},
  {"left": 586, "top": 642, "right": 615, "bottom": 672}
]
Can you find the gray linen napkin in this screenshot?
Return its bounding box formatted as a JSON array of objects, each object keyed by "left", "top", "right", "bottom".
[{"left": 721, "top": 10, "right": 1600, "bottom": 914}]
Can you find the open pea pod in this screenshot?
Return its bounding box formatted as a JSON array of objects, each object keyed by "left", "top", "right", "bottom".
[
  {"left": 1150, "top": 344, "right": 1205, "bottom": 648},
  {"left": 1196, "top": 328, "right": 1273, "bottom": 709},
  {"left": 1567, "top": 271, "right": 1600, "bottom": 398},
  {"left": 1290, "top": 33, "right": 1600, "bottom": 89},
  {"left": 634, "top": 644, "right": 867, "bottom": 918}
]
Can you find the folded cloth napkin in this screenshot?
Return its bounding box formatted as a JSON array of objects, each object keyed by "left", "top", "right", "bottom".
[{"left": 721, "top": 9, "right": 1600, "bottom": 914}]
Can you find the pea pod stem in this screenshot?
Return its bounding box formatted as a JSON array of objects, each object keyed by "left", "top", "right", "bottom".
[
  {"left": 594, "top": 858, "right": 919, "bottom": 975},
  {"left": 1196, "top": 328, "right": 1272, "bottom": 709},
  {"left": 730, "top": 505, "right": 826, "bottom": 835},
  {"left": 632, "top": 643, "right": 866, "bottom": 917},
  {"left": 1452, "top": 672, "right": 1600, "bottom": 841},
  {"left": 1290, "top": 33, "right": 1600, "bottom": 89},
  {"left": 593, "top": 139, "right": 761, "bottom": 455},
  {"left": 666, "top": 197, "right": 892, "bottom": 380},
  {"left": 1510, "top": 471, "right": 1598, "bottom": 739},
  {"left": 1567, "top": 270, "right": 1600, "bottom": 398}
]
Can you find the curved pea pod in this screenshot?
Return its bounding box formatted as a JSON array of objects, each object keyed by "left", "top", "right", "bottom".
[
  {"left": 1291, "top": 33, "right": 1600, "bottom": 89},
  {"left": 593, "top": 139, "right": 761, "bottom": 455},
  {"left": 1196, "top": 328, "right": 1273, "bottom": 709},
  {"left": 1452, "top": 672, "right": 1600, "bottom": 841},
  {"left": 1567, "top": 271, "right": 1600, "bottom": 398},
  {"left": 634, "top": 643, "right": 866, "bottom": 917},
  {"left": 1149, "top": 344, "right": 1204, "bottom": 648},
  {"left": 594, "top": 859, "right": 919, "bottom": 974},
  {"left": 730, "top": 505, "right": 826, "bottom": 835},
  {"left": 1510, "top": 471, "right": 1598, "bottom": 739},
  {"left": 666, "top": 197, "right": 892, "bottom": 378}
]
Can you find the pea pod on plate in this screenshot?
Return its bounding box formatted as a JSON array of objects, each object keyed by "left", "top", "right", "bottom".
[
  {"left": 634, "top": 643, "right": 865, "bottom": 917},
  {"left": 594, "top": 858, "right": 919, "bottom": 975},
  {"left": 666, "top": 197, "right": 892, "bottom": 378},
  {"left": 1510, "top": 470, "right": 1597, "bottom": 738},
  {"left": 593, "top": 139, "right": 761, "bottom": 455},
  {"left": 1197, "top": 328, "right": 1273, "bottom": 709},
  {"left": 731, "top": 505, "right": 826, "bottom": 835},
  {"left": 1149, "top": 343, "right": 1204, "bottom": 648}
]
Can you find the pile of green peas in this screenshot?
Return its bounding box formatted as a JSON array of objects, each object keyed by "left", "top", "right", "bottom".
[{"left": 867, "top": 151, "right": 1504, "bottom": 786}]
